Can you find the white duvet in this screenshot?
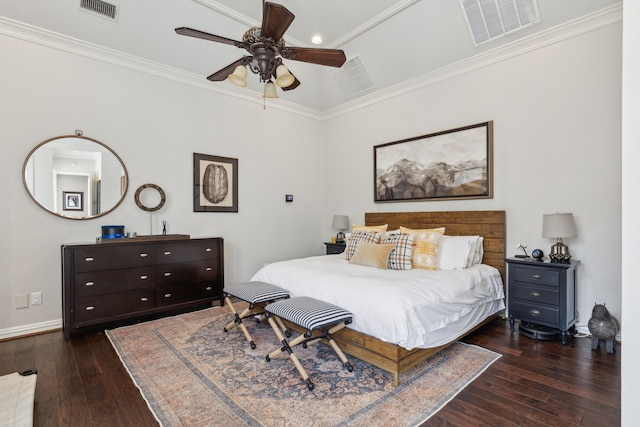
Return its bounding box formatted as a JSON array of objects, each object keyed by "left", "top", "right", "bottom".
[{"left": 251, "top": 254, "right": 505, "bottom": 350}]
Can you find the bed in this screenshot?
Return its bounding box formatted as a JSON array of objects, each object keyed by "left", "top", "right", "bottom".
[{"left": 251, "top": 211, "right": 506, "bottom": 385}]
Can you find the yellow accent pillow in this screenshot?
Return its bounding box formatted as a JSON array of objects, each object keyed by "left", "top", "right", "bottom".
[
  {"left": 352, "top": 224, "right": 388, "bottom": 233},
  {"left": 399, "top": 227, "right": 446, "bottom": 270},
  {"left": 349, "top": 242, "right": 396, "bottom": 269}
]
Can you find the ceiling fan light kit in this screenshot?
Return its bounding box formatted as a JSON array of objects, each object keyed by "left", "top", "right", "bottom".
[{"left": 175, "top": 1, "right": 346, "bottom": 99}]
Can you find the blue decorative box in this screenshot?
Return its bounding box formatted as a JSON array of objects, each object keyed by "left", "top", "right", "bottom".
[{"left": 101, "top": 225, "right": 125, "bottom": 239}]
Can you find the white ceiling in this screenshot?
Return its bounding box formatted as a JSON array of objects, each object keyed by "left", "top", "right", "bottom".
[{"left": 0, "top": 0, "right": 620, "bottom": 113}]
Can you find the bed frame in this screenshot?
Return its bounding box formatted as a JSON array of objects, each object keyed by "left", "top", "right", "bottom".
[{"left": 331, "top": 210, "right": 506, "bottom": 386}]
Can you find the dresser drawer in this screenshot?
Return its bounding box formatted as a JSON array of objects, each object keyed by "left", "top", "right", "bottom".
[
  {"left": 510, "top": 301, "right": 560, "bottom": 325},
  {"left": 75, "top": 289, "right": 156, "bottom": 323},
  {"left": 511, "top": 283, "right": 559, "bottom": 306},
  {"left": 155, "top": 260, "right": 219, "bottom": 286},
  {"left": 155, "top": 240, "right": 220, "bottom": 264},
  {"left": 75, "top": 267, "right": 156, "bottom": 297},
  {"left": 155, "top": 282, "right": 220, "bottom": 307},
  {"left": 511, "top": 265, "right": 560, "bottom": 287},
  {"left": 73, "top": 245, "right": 155, "bottom": 272}
]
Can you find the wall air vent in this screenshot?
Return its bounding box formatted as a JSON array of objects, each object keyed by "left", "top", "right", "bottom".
[
  {"left": 80, "top": 0, "right": 118, "bottom": 21},
  {"left": 328, "top": 56, "right": 376, "bottom": 101},
  {"left": 459, "top": 0, "right": 539, "bottom": 46}
]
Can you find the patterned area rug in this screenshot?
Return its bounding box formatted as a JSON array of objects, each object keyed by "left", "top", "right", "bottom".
[{"left": 106, "top": 305, "right": 500, "bottom": 426}]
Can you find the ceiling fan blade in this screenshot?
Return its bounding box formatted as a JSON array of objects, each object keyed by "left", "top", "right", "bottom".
[
  {"left": 281, "top": 47, "right": 346, "bottom": 68},
  {"left": 261, "top": 2, "right": 295, "bottom": 42},
  {"left": 207, "top": 58, "right": 247, "bottom": 81},
  {"left": 175, "top": 27, "right": 247, "bottom": 49}
]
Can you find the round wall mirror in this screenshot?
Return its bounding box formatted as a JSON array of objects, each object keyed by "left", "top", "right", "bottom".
[{"left": 22, "top": 133, "right": 128, "bottom": 220}]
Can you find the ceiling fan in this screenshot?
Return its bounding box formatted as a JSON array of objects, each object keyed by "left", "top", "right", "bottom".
[{"left": 175, "top": 1, "right": 347, "bottom": 98}]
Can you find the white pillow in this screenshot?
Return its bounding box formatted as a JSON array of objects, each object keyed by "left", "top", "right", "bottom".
[
  {"left": 438, "top": 236, "right": 475, "bottom": 270},
  {"left": 472, "top": 236, "right": 484, "bottom": 265}
]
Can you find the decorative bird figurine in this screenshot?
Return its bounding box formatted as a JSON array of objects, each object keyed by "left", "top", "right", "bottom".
[{"left": 588, "top": 303, "right": 619, "bottom": 353}]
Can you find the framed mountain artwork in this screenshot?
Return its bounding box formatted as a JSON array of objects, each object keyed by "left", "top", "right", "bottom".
[{"left": 374, "top": 121, "right": 493, "bottom": 202}]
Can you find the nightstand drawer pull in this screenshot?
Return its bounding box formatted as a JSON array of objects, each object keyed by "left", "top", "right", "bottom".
[
  {"left": 140, "top": 275, "right": 149, "bottom": 280},
  {"left": 205, "top": 248, "right": 212, "bottom": 252},
  {"left": 529, "top": 291, "right": 541, "bottom": 298},
  {"left": 530, "top": 274, "right": 541, "bottom": 280},
  {"left": 85, "top": 257, "right": 94, "bottom": 262},
  {"left": 86, "top": 306, "right": 95, "bottom": 311},
  {"left": 140, "top": 297, "right": 149, "bottom": 302},
  {"left": 163, "top": 251, "right": 172, "bottom": 255},
  {"left": 164, "top": 272, "right": 172, "bottom": 277},
  {"left": 85, "top": 282, "right": 95, "bottom": 287},
  {"left": 164, "top": 293, "right": 172, "bottom": 298},
  {"left": 205, "top": 286, "right": 212, "bottom": 291},
  {"left": 206, "top": 267, "right": 212, "bottom": 271},
  {"left": 140, "top": 253, "right": 148, "bottom": 258},
  {"left": 529, "top": 309, "right": 541, "bottom": 317}
]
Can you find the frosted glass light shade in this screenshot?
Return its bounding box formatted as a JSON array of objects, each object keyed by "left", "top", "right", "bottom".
[
  {"left": 263, "top": 81, "right": 278, "bottom": 98},
  {"left": 228, "top": 65, "right": 247, "bottom": 87},
  {"left": 275, "top": 65, "right": 295, "bottom": 88}
]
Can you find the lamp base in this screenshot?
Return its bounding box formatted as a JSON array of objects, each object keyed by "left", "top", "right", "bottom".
[
  {"left": 336, "top": 231, "right": 345, "bottom": 244},
  {"left": 549, "top": 240, "right": 571, "bottom": 263}
]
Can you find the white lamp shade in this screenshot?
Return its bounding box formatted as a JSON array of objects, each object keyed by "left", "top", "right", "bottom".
[
  {"left": 275, "top": 64, "right": 295, "bottom": 88},
  {"left": 263, "top": 81, "right": 278, "bottom": 98},
  {"left": 332, "top": 215, "right": 349, "bottom": 230},
  {"left": 542, "top": 213, "right": 577, "bottom": 238},
  {"left": 228, "top": 65, "right": 247, "bottom": 87}
]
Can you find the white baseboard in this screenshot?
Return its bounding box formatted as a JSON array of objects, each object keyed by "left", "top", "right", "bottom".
[{"left": 0, "top": 319, "right": 62, "bottom": 341}]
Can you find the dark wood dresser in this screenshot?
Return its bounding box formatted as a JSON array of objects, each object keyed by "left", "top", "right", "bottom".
[{"left": 62, "top": 237, "right": 224, "bottom": 339}]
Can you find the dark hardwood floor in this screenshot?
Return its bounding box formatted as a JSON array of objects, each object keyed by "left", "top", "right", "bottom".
[{"left": 0, "top": 316, "right": 620, "bottom": 426}]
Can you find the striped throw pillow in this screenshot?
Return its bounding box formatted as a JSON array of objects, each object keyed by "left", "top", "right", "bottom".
[
  {"left": 380, "top": 232, "right": 414, "bottom": 270},
  {"left": 345, "top": 230, "right": 381, "bottom": 260}
]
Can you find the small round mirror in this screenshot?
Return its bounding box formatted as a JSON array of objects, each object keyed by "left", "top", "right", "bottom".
[
  {"left": 134, "top": 184, "right": 166, "bottom": 212},
  {"left": 22, "top": 133, "right": 128, "bottom": 220}
]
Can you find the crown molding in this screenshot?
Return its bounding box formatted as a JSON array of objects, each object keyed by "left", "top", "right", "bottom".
[{"left": 322, "top": 3, "right": 623, "bottom": 120}]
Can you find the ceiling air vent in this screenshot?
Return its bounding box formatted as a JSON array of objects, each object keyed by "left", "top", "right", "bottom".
[
  {"left": 328, "top": 56, "right": 376, "bottom": 101},
  {"left": 459, "top": 0, "right": 539, "bottom": 46},
  {"left": 80, "top": 0, "right": 118, "bottom": 21}
]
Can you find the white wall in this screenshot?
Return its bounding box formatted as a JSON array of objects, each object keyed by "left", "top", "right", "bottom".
[
  {"left": 0, "top": 34, "right": 327, "bottom": 336},
  {"left": 324, "top": 23, "right": 622, "bottom": 337},
  {"left": 621, "top": 1, "right": 639, "bottom": 424}
]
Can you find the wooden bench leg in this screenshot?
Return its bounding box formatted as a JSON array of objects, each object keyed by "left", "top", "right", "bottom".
[
  {"left": 265, "top": 315, "right": 314, "bottom": 390},
  {"left": 223, "top": 295, "right": 257, "bottom": 349}
]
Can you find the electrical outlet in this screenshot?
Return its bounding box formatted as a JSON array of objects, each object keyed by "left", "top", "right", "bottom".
[{"left": 31, "top": 292, "right": 42, "bottom": 305}]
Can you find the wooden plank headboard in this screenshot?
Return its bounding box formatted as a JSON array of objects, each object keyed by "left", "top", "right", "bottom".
[{"left": 365, "top": 211, "right": 506, "bottom": 281}]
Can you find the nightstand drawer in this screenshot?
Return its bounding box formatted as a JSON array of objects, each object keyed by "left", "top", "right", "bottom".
[
  {"left": 511, "top": 266, "right": 560, "bottom": 287},
  {"left": 510, "top": 302, "right": 560, "bottom": 325},
  {"left": 511, "top": 283, "right": 559, "bottom": 306}
]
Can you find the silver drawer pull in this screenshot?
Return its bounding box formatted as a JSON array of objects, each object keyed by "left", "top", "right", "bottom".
[
  {"left": 139, "top": 253, "right": 148, "bottom": 258},
  {"left": 205, "top": 286, "right": 212, "bottom": 291},
  {"left": 85, "top": 282, "right": 95, "bottom": 287},
  {"left": 85, "top": 257, "right": 94, "bottom": 262},
  {"left": 205, "top": 248, "right": 212, "bottom": 252},
  {"left": 141, "top": 297, "right": 149, "bottom": 302},
  {"left": 529, "top": 309, "right": 541, "bottom": 317},
  {"left": 164, "top": 293, "right": 172, "bottom": 298},
  {"left": 529, "top": 291, "right": 540, "bottom": 298},
  {"left": 530, "top": 274, "right": 541, "bottom": 280},
  {"left": 164, "top": 251, "right": 172, "bottom": 255},
  {"left": 140, "top": 275, "right": 148, "bottom": 280},
  {"left": 86, "top": 306, "right": 95, "bottom": 311},
  {"left": 164, "top": 272, "right": 172, "bottom": 277},
  {"left": 206, "top": 267, "right": 212, "bottom": 271}
]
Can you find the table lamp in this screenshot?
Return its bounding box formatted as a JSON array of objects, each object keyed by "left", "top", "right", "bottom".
[
  {"left": 332, "top": 215, "right": 349, "bottom": 244},
  {"left": 542, "top": 213, "right": 577, "bottom": 263}
]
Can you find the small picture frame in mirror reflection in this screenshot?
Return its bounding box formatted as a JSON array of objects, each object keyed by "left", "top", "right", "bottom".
[{"left": 63, "top": 191, "right": 83, "bottom": 211}]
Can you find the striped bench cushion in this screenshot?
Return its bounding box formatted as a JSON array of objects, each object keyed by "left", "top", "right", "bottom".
[
  {"left": 223, "top": 281, "right": 289, "bottom": 304},
  {"left": 265, "top": 297, "right": 352, "bottom": 331}
]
